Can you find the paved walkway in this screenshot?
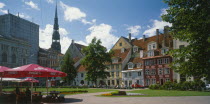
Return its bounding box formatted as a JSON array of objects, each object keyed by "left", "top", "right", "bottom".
[{"left": 45, "top": 90, "right": 210, "bottom": 104}]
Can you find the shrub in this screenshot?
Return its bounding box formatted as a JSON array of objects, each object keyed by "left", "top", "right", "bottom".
[
  {"left": 149, "top": 84, "right": 160, "bottom": 90},
  {"left": 101, "top": 93, "right": 112, "bottom": 96},
  {"left": 118, "top": 91, "right": 126, "bottom": 95},
  {"left": 162, "top": 81, "right": 174, "bottom": 90}
]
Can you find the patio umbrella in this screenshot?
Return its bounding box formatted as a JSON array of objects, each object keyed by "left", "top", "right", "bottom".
[
  {"left": 21, "top": 77, "right": 39, "bottom": 83},
  {"left": 3, "top": 64, "right": 67, "bottom": 103},
  {"left": 0, "top": 66, "right": 10, "bottom": 94}
]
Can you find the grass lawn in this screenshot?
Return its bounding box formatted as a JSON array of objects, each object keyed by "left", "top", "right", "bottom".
[
  {"left": 127, "top": 89, "right": 210, "bottom": 97},
  {"left": 2, "top": 87, "right": 117, "bottom": 94}
]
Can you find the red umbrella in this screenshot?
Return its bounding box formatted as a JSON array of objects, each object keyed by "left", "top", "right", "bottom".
[
  {"left": 3, "top": 64, "right": 67, "bottom": 103},
  {"left": 0, "top": 66, "right": 10, "bottom": 93},
  {"left": 21, "top": 77, "right": 39, "bottom": 83},
  {"left": 3, "top": 64, "right": 66, "bottom": 78}
]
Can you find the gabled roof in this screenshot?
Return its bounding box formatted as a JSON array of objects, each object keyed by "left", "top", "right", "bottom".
[
  {"left": 76, "top": 64, "right": 86, "bottom": 72},
  {"left": 74, "top": 43, "right": 86, "bottom": 52},
  {"left": 124, "top": 57, "right": 143, "bottom": 70},
  {"left": 111, "top": 48, "right": 130, "bottom": 64}
]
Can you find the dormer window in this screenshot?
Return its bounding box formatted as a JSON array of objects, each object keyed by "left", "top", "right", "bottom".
[
  {"left": 112, "top": 58, "right": 118, "bottom": 63},
  {"left": 133, "top": 46, "right": 138, "bottom": 53},
  {"left": 121, "top": 48, "right": 125, "bottom": 53},
  {"left": 137, "top": 63, "right": 142, "bottom": 68},
  {"left": 128, "top": 62, "right": 133, "bottom": 69},
  {"left": 119, "top": 43, "right": 122, "bottom": 46},
  {"left": 148, "top": 42, "right": 157, "bottom": 50}
]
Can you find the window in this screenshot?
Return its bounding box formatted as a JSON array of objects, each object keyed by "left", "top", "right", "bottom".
[
  {"left": 112, "top": 80, "right": 115, "bottom": 85},
  {"left": 124, "top": 73, "right": 127, "bottom": 77},
  {"left": 148, "top": 42, "right": 156, "bottom": 50},
  {"left": 163, "top": 58, "right": 169, "bottom": 64},
  {"left": 116, "top": 64, "right": 119, "bottom": 69},
  {"left": 12, "top": 54, "right": 16, "bottom": 63},
  {"left": 165, "top": 78, "right": 170, "bottom": 82},
  {"left": 133, "top": 47, "right": 138, "bottom": 52},
  {"left": 111, "top": 72, "right": 114, "bottom": 77},
  {"left": 137, "top": 63, "right": 141, "bottom": 68},
  {"left": 151, "top": 69, "right": 156, "bottom": 75},
  {"left": 128, "top": 62, "right": 133, "bottom": 69},
  {"left": 146, "top": 79, "right": 150, "bottom": 86},
  {"left": 108, "top": 80, "right": 110, "bottom": 85},
  {"left": 147, "top": 50, "right": 154, "bottom": 57},
  {"left": 145, "top": 69, "right": 150, "bottom": 75},
  {"left": 161, "top": 48, "right": 169, "bottom": 55},
  {"left": 116, "top": 72, "right": 119, "bottom": 77},
  {"left": 152, "top": 43, "right": 156, "bottom": 49},
  {"left": 119, "top": 43, "right": 122, "bottom": 46},
  {"left": 157, "top": 59, "right": 163, "bottom": 64},
  {"left": 111, "top": 65, "right": 114, "bottom": 69},
  {"left": 129, "top": 72, "right": 132, "bottom": 77},
  {"left": 152, "top": 79, "right": 156, "bottom": 84},
  {"left": 138, "top": 72, "right": 141, "bottom": 76},
  {"left": 158, "top": 68, "right": 163, "bottom": 75},
  {"left": 112, "top": 59, "right": 118, "bottom": 63},
  {"left": 164, "top": 68, "right": 170, "bottom": 74},
  {"left": 2, "top": 52, "right": 7, "bottom": 62},
  {"left": 81, "top": 73, "right": 84, "bottom": 77}
]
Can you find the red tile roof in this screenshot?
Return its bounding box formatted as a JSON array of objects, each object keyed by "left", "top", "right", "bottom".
[
  {"left": 111, "top": 48, "right": 130, "bottom": 64},
  {"left": 77, "top": 64, "right": 86, "bottom": 72}
]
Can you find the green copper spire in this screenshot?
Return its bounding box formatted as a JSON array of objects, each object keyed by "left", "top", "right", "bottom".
[{"left": 51, "top": 1, "right": 61, "bottom": 53}]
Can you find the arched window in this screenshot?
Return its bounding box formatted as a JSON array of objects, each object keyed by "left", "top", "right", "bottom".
[
  {"left": 12, "top": 54, "right": 16, "bottom": 63},
  {"left": 2, "top": 52, "right": 7, "bottom": 62}
]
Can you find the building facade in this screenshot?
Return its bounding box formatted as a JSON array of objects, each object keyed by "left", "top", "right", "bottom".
[
  {"left": 0, "top": 13, "right": 39, "bottom": 64},
  {"left": 0, "top": 35, "right": 30, "bottom": 68}
]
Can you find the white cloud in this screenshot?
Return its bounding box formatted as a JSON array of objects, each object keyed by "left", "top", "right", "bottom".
[
  {"left": 0, "top": 2, "right": 5, "bottom": 8},
  {"left": 126, "top": 25, "right": 141, "bottom": 36},
  {"left": 0, "top": 2, "right": 7, "bottom": 14},
  {"left": 143, "top": 8, "right": 171, "bottom": 37},
  {"left": 86, "top": 23, "right": 118, "bottom": 49},
  {"left": 143, "top": 20, "right": 172, "bottom": 36},
  {"left": 81, "top": 19, "right": 96, "bottom": 25},
  {"left": 25, "top": 1, "right": 40, "bottom": 10},
  {"left": 46, "top": 0, "right": 54, "bottom": 4},
  {"left": 60, "top": 1, "right": 86, "bottom": 22},
  {"left": 16, "top": 13, "right": 31, "bottom": 19},
  {"left": 39, "top": 24, "right": 71, "bottom": 54}
]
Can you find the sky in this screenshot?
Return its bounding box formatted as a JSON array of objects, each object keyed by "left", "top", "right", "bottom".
[{"left": 0, "top": 0, "right": 171, "bottom": 54}]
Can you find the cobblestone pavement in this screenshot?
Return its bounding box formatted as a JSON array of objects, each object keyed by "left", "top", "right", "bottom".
[{"left": 44, "top": 90, "right": 210, "bottom": 104}]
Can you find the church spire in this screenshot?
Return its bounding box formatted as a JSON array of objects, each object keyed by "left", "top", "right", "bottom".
[
  {"left": 53, "top": 1, "right": 59, "bottom": 30},
  {"left": 51, "top": 2, "right": 61, "bottom": 53}
]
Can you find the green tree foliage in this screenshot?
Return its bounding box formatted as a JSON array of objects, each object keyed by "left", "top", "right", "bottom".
[
  {"left": 162, "top": 0, "right": 210, "bottom": 80},
  {"left": 81, "top": 37, "right": 113, "bottom": 86},
  {"left": 60, "top": 52, "right": 77, "bottom": 85}
]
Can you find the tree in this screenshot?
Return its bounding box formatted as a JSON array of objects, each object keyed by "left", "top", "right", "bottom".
[
  {"left": 162, "top": 0, "right": 210, "bottom": 80},
  {"left": 81, "top": 37, "right": 113, "bottom": 86},
  {"left": 60, "top": 52, "right": 77, "bottom": 85}
]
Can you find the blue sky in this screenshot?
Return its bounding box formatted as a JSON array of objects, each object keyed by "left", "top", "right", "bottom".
[{"left": 0, "top": 0, "right": 171, "bottom": 53}]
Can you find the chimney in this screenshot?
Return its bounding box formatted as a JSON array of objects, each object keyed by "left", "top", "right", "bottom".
[
  {"left": 129, "top": 33, "right": 131, "bottom": 43},
  {"left": 143, "top": 35, "right": 146, "bottom": 41},
  {"left": 7, "top": 10, "right": 9, "bottom": 14},
  {"left": 18, "top": 12, "right": 19, "bottom": 17},
  {"left": 156, "top": 29, "right": 159, "bottom": 48},
  {"left": 164, "top": 26, "right": 169, "bottom": 36},
  {"left": 72, "top": 39, "right": 74, "bottom": 44}
]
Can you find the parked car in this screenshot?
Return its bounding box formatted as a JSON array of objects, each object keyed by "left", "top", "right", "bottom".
[{"left": 206, "top": 84, "right": 210, "bottom": 89}]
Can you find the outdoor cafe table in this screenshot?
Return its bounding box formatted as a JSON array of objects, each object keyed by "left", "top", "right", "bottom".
[{"left": 49, "top": 91, "right": 60, "bottom": 101}]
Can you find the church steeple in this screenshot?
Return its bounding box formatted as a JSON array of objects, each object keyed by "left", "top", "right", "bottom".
[{"left": 51, "top": 2, "right": 61, "bottom": 53}]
